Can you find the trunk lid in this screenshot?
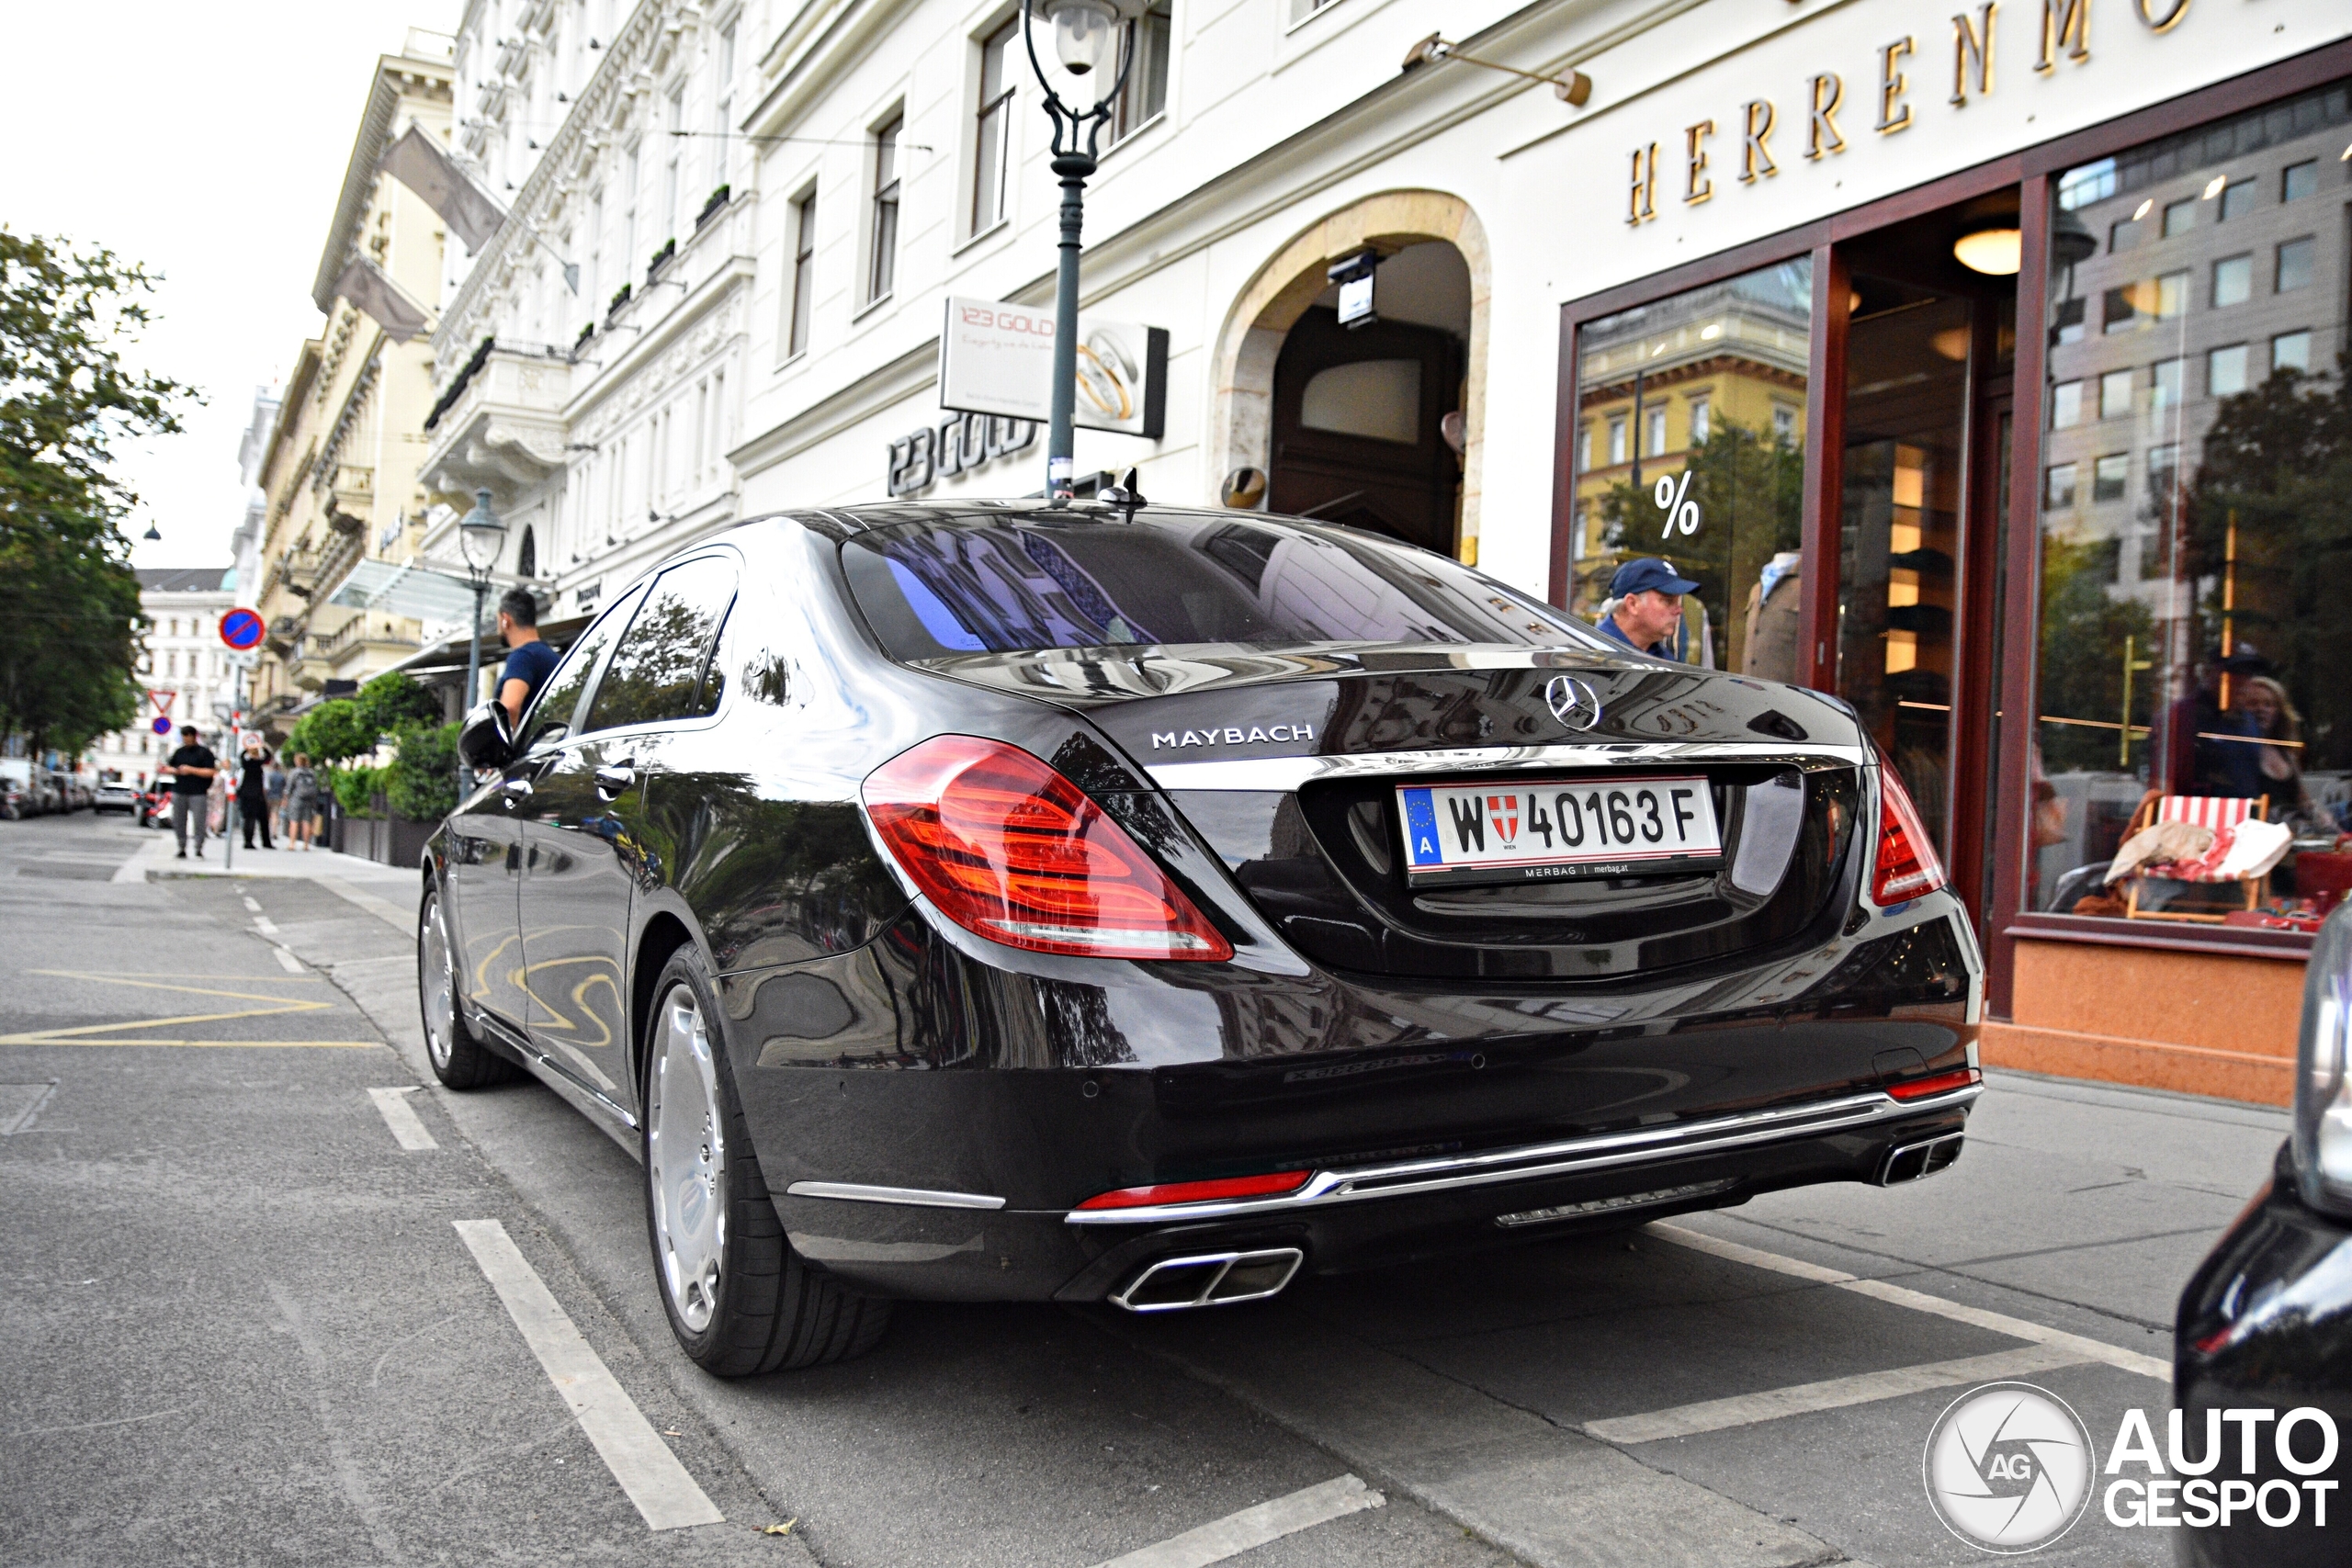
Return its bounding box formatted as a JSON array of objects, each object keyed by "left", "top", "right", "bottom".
[{"left": 922, "top": 645, "right": 1869, "bottom": 982}]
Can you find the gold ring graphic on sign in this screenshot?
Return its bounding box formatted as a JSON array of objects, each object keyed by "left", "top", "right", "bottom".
[{"left": 1073, "top": 343, "right": 1133, "bottom": 422}]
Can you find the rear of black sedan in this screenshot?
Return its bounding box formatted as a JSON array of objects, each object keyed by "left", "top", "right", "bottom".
[{"left": 430, "top": 501, "right": 1983, "bottom": 1371}]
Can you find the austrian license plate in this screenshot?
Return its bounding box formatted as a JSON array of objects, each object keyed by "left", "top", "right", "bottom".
[{"left": 1396, "top": 776, "right": 1722, "bottom": 886}]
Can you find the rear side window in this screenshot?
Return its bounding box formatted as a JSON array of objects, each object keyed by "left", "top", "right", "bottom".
[
  {"left": 842, "top": 513, "right": 1605, "bottom": 660},
  {"left": 521, "top": 586, "right": 642, "bottom": 750},
  {"left": 582, "top": 557, "right": 741, "bottom": 731}
]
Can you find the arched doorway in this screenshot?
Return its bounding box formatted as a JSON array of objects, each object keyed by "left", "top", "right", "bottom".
[
  {"left": 1213, "top": 193, "right": 1488, "bottom": 559},
  {"left": 514, "top": 525, "right": 537, "bottom": 581}
]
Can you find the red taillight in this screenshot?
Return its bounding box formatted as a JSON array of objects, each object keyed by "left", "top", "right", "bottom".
[
  {"left": 1886, "top": 1066, "right": 1980, "bottom": 1101},
  {"left": 1073, "top": 1170, "right": 1314, "bottom": 1211},
  {"left": 1871, "top": 765, "right": 1948, "bottom": 905},
  {"left": 863, "top": 735, "right": 1233, "bottom": 962}
]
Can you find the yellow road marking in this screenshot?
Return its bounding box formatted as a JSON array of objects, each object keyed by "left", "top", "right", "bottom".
[{"left": 0, "top": 969, "right": 354, "bottom": 1049}]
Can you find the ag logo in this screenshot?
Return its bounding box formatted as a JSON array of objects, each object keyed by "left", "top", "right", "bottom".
[
  {"left": 1544, "top": 676, "right": 1602, "bottom": 732},
  {"left": 1923, "top": 1382, "right": 2096, "bottom": 1553}
]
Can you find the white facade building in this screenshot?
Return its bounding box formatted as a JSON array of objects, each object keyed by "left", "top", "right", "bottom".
[
  {"left": 90, "top": 570, "right": 238, "bottom": 784},
  {"left": 228, "top": 384, "right": 282, "bottom": 612}
]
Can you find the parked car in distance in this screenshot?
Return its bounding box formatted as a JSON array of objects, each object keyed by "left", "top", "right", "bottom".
[
  {"left": 136, "top": 784, "right": 172, "bottom": 829},
  {"left": 424, "top": 502, "right": 1984, "bottom": 1377},
  {"left": 94, "top": 780, "right": 141, "bottom": 814},
  {"left": 2174, "top": 900, "right": 2352, "bottom": 1564}
]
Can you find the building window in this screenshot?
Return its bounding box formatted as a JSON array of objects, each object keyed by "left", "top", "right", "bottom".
[
  {"left": 2050, "top": 379, "right": 2084, "bottom": 428},
  {"left": 1572, "top": 257, "right": 1813, "bottom": 672},
  {"left": 2108, "top": 218, "right": 2138, "bottom": 254},
  {"left": 970, "top": 19, "right": 1017, "bottom": 235},
  {"left": 2031, "top": 73, "right": 2352, "bottom": 920},
  {"left": 711, "top": 24, "right": 737, "bottom": 194},
  {"left": 622, "top": 149, "right": 639, "bottom": 283},
  {"left": 2207, "top": 344, "right": 2248, "bottom": 397},
  {"left": 2276, "top": 236, "right": 2314, "bottom": 292},
  {"left": 865, "top": 113, "right": 902, "bottom": 307},
  {"left": 2098, "top": 369, "right": 2132, "bottom": 420},
  {"left": 786, "top": 189, "right": 817, "bottom": 358},
  {"left": 1580, "top": 421, "right": 1593, "bottom": 469},
  {"left": 2161, "top": 197, "right": 2195, "bottom": 238},
  {"left": 663, "top": 86, "right": 685, "bottom": 246},
  {"left": 2091, "top": 453, "right": 2129, "bottom": 503},
  {"left": 2211, "top": 254, "right": 2252, "bottom": 307},
  {"left": 1109, "top": 1, "right": 1172, "bottom": 145}
]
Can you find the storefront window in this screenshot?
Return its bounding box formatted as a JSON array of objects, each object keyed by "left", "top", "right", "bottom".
[
  {"left": 1570, "top": 259, "right": 1813, "bottom": 677},
  {"left": 2030, "top": 76, "right": 2352, "bottom": 922}
]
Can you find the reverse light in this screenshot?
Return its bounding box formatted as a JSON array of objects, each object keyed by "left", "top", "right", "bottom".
[
  {"left": 1870, "top": 764, "right": 1948, "bottom": 905},
  {"left": 1074, "top": 1170, "right": 1315, "bottom": 1212},
  {"left": 863, "top": 735, "right": 1233, "bottom": 962},
  {"left": 1886, "top": 1066, "right": 1981, "bottom": 1101}
]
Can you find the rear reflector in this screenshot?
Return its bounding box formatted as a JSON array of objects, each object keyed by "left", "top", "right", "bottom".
[
  {"left": 1073, "top": 1170, "right": 1314, "bottom": 1212},
  {"left": 1886, "top": 1066, "right": 1981, "bottom": 1101},
  {"left": 1870, "top": 764, "right": 1948, "bottom": 906},
  {"left": 864, "top": 735, "right": 1232, "bottom": 962}
]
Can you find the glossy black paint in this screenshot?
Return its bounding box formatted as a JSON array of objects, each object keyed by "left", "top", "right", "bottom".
[
  {"left": 2175, "top": 1147, "right": 2352, "bottom": 1566},
  {"left": 424, "top": 502, "right": 1982, "bottom": 1306}
]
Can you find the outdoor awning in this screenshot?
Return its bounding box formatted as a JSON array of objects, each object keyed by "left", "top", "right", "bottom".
[{"left": 327, "top": 558, "right": 485, "bottom": 624}]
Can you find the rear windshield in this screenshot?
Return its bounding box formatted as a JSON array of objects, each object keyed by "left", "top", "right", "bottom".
[{"left": 842, "top": 513, "right": 1607, "bottom": 660}]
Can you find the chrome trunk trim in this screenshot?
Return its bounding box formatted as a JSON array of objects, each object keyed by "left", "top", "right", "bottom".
[
  {"left": 786, "top": 1180, "right": 1009, "bottom": 1211},
  {"left": 1145, "top": 741, "right": 1868, "bottom": 794},
  {"left": 1064, "top": 1083, "right": 1980, "bottom": 1225}
]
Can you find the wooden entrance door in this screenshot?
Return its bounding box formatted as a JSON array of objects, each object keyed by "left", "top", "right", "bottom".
[{"left": 1268, "top": 306, "right": 1463, "bottom": 555}]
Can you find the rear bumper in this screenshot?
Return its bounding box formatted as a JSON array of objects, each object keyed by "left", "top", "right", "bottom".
[{"left": 770, "top": 1089, "right": 1974, "bottom": 1303}]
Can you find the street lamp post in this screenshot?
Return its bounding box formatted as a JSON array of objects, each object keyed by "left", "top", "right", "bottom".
[
  {"left": 456, "top": 488, "right": 508, "bottom": 799},
  {"left": 1020, "top": 0, "right": 1141, "bottom": 505}
]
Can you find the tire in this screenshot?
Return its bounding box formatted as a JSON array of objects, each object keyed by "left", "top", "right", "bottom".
[
  {"left": 418, "top": 884, "right": 522, "bottom": 1089},
  {"left": 641, "top": 945, "right": 890, "bottom": 1375}
]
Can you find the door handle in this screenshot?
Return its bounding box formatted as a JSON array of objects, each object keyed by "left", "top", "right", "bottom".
[
  {"left": 594, "top": 761, "right": 637, "bottom": 799},
  {"left": 500, "top": 776, "right": 534, "bottom": 808}
]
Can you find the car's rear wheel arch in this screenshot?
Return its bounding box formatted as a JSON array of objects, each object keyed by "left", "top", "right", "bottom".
[{"left": 630, "top": 910, "right": 697, "bottom": 1096}]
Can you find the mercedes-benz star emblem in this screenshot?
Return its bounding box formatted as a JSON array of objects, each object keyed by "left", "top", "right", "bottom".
[{"left": 1545, "top": 676, "right": 1603, "bottom": 731}]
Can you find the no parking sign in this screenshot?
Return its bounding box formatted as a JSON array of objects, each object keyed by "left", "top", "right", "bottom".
[{"left": 219, "top": 608, "right": 264, "bottom": 651}]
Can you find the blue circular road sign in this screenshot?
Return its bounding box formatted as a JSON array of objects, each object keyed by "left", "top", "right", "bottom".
[{"left": 220, "top": 608, "right": 265, "bottom": 651}]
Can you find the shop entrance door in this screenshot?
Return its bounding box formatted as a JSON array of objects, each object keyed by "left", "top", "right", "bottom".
[
  {"left": 1829, "top": 207, "right": 2018, "bottom": 917},
  {"left": 1267, "top": 306, "right": 1463, "bottom": 555}
]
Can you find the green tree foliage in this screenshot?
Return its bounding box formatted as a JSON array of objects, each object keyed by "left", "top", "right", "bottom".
[
  {"left": 2035, "top": 534, "right": 2154, "bottom": 774},
  {"left": 331, "top": 763, "right": 384, "bottom": 818},
  {"left": 355, "top": 670, "right": 441, "bottom": 736},
  {"left": 0, "top": 231, "right": 197, "bottom": 756},
  {"left": 285, "top": 698, "right": 373, "bottom": 765},
  {"left": 383, "top": 722, "right": 459, "bottom": 822},
  {"left": 1593, "top": 417, "right": 1804, "bottom": 667}
]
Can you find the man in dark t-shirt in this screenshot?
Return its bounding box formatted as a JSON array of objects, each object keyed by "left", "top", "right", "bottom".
[
  {"left": 494, "top": 588, "right": 558, "bottom": 734},
  {"left": 161, "top": 726, "right": 217, "bottom": 859}
]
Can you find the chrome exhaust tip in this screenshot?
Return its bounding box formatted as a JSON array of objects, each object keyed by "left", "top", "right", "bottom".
[
  {"left": 1878, "top": 1132, "right": 1964, "bottom": 1185},
  {"left": 1110, "top": 1247, "right": 1304, "bottom": 1313}
]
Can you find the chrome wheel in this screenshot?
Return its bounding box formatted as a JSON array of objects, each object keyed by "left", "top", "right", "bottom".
[
  {"left": 647, "top": 983, "right": 725, "bottom": 1333},
  {"left": 420, "top": 893, "right": 458, "bottom": 1072}
]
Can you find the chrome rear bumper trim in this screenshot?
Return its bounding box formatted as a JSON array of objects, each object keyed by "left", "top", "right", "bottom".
[
  {"left": 1145, "top": 740, "right": 1867, "bottom": 794},
  {"left": 786, "top": 1181, "right": 1008, "bottom": 1211},
  {"left": 1063, "top": 1083, "right": 1980, "bottom": 1225}
]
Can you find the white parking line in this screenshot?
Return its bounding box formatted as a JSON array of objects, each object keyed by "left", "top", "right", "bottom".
[
  {"left": 1586, "top": 1342, "right": 2089, "bottom": 1443},
  {"left": 317, "top": 876, "right": 414, "bottom": 934},
  {"left": 269, "top": 946, "right": 306, "bottom": 974},
  {"left": 451, "top": 1219, "right": 723, "bottom": 1531},
  {"left": 366, "top": 1088, "right": 438, "bottom": 1151},
  {"left": 241, "top": 896, "right": 263, "bottom": 912},
  {"left": 252, "top": 916, "right": 281, "bottom": 936},
  {"left": 1091, "top": 1475, "right": 1384, "bottom": 1568},
  {"left": 1649, "top": 1223, "right": 2170, "bottom": 1381}
]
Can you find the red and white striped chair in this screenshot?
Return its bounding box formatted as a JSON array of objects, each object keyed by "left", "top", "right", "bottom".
[{"left": 2120, "top": 790, "right": 2271, "bottom": 922}]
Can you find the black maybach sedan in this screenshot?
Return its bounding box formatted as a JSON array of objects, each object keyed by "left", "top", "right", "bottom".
[{"left": 425, "top": 501, "right": 1984, "bottom": 1375}]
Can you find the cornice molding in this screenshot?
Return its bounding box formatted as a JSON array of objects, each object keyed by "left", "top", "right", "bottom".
[{"left": 312, "top": 52, "right": 456, "bottom": 314}]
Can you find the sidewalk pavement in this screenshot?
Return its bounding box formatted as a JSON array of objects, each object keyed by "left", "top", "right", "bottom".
[{"left": 110, "top": 823, "right": 415, "bottom": 886}]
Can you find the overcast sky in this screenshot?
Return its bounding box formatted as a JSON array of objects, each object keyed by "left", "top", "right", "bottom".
[{"left": 0, "top": 2, "right": 459, "bottom": 574}]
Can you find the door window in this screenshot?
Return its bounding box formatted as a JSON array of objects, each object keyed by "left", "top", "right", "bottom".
[
  {"left": 518, "top": 586, "right": 642, "bottom": 750},
  {"left": 582, "top": 557, "right": 741, "bottom": 732}
]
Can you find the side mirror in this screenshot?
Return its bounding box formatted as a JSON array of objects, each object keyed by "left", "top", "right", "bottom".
[{"left": 458, "top": 699, "right": 514, "bottom": 770}]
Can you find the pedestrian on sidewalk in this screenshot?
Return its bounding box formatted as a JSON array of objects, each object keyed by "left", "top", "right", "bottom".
[
  {"left": 495, "top": 588, "right": 558, "bottom": 729},
  {"left": 284, "top": 754, "right": 319, "bottom": 852},
  {"left": 159, "top": 725, "right": 217, "bottom": 860},
  {"left": 238, "top": 740, "right": 275, "bottom": 850},
  {"left": 264, "top": 755, "right": 287, "bottom": 841}
]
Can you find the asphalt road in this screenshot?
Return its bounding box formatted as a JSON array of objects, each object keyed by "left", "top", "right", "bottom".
[{"left": 1, "top": 808, "right": 2287, "bottom": 1567}]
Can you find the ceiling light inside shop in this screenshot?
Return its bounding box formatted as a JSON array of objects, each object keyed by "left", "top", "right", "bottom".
[
  {"left": 1931, "top": 326, "right": 1971, "bottom": 361},
  {"left": 1953, "top": 222, "right": 2021, "bottom": 275}
]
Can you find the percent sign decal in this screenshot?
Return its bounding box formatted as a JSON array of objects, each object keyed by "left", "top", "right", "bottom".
[{"left": 1653, "top": 471, "right": 1700, "bottom": 539}]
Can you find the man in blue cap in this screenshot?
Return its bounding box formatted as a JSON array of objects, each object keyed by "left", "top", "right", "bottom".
[{"left": 1594, "top": 557, "right": 1701, "bottom": 660}]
